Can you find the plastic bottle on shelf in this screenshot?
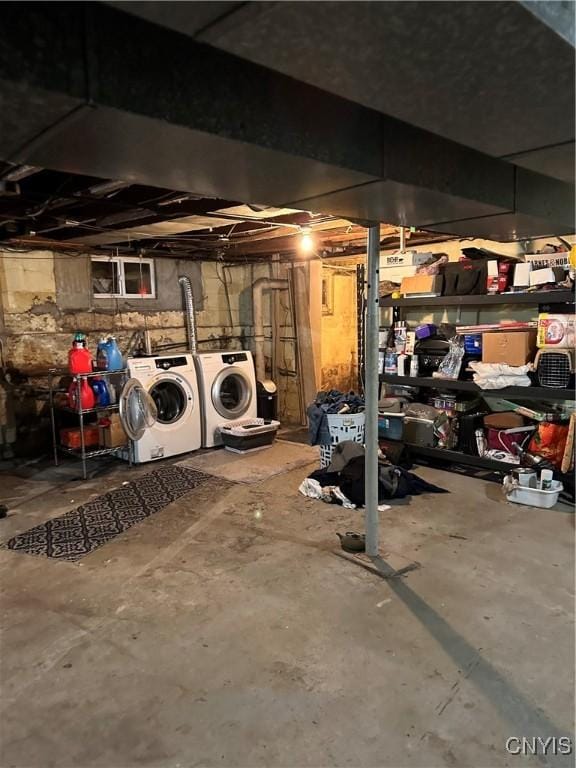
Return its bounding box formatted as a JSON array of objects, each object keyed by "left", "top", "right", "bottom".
[
  {"left": 68, "top": 333, "right": 93, "bottom": 375},
  {"left": 106, "top": 378, "right": 117, "bottom": 405},
  {"left": 397, "top": 353, "right": 407, "bottom": 376},
  {"left": 91, "top": 376, "right": 111, "bottom": 407},
  {"left": 384, "top": 349, "right": 398, "bottom": 375},
  {"left": 68, "top": 377, "right": 96, "bottom": 410},
  {"left": 409, "top": 354, "right": 419, "bottom": 378},
  {"left": 105, "top": 336, "right": 124, "bottom": 371},
  {"left": 96, "top": 337, "right": 109, "bottom": 370}
]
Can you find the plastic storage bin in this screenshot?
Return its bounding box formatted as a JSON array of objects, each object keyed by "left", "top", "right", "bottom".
[
  {"left": 319, "top": 412, "right": 365, "bottom": 468},
  {"left": 220, "top": 418, "right": 280, "bottom": 453},
  {"left": 403, "top": 416, "right": 435, "bottom": 447},
  {"left": 506, "top": 480, "right": 563, "bottom": 509},
  {"left": 60, "top": 426, "right": 99, "bottom": 450},
  {"left": 378, "top": 412, "right": 405, "bottom": 440}
]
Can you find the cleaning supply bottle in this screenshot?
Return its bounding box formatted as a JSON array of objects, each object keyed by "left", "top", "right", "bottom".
[
  {"left": 91, "top": 376, "right": 111, "bottom": 407},
  {"left": 68, "top": 333, "right": 93, "bottom": 375},
  {"left": 397, "top": 353, "right": 407, "bottom": 376},
  {"left": 96, "top": 337, "right": 109, "bottom": 371},
  {"left": 384, "top": 349, "right": 398, "bottom": 375},
  {"left": 106, "top": 378, "right": 117, "bottom": 405},
  {"left": 68, "top": 377, "right": 96, "bottom": 411},
  {"left": 105, "top": 336, "right": 124, "bottom": 371}
]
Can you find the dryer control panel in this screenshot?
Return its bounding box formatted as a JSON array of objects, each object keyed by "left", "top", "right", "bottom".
[
  {"left": 221, "top": 352, "right": 248, "bottom": 365},
  {"left": 155, "top": 356, "right": 189, "bottom": 370}
]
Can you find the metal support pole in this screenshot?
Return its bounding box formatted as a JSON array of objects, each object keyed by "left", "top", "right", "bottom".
[{"left": 365, "top": 224, "right": 380, "bottom": 557}]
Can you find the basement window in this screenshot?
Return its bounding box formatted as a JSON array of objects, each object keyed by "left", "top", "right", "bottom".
[{"left": 91, "top": 256, "right": 156, "bottom": 299}]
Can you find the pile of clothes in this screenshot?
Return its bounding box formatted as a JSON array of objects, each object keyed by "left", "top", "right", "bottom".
[
  {"left": 299, "top": 441, "right": 448, "bottom": 508},
  {"left": 307, "top": 390, "right": 364, "bottom": 446}
]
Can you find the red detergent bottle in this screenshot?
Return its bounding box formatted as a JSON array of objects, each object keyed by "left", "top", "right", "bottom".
[
  {"left": 68, "top": 377, "right": 96, "bottom": 410},
  {"left": 68, "top": 332, "right": 93, "bottom": 375}
]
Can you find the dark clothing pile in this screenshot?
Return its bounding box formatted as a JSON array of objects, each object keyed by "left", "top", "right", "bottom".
[
  {"left": 308, "top": 441, "right": 448, "bottom": 505},
  {"left": 307, "top": 390, "right": 365, "bottom": 446}
]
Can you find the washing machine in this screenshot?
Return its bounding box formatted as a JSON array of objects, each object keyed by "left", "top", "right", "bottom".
[
  {"left": 194, "top": 351, "right": 257, "bottom": 447},
  {"left": 120, "top": 354, "right": 202, "bottom": 462}
]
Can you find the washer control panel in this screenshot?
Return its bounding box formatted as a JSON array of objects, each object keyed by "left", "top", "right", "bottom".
[{"left": 221, "top": 352, "right": 248, "bottom": 365}]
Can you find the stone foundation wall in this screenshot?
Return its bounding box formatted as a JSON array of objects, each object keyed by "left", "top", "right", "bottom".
[{"left": 0, "top": 250, "right": 304, "bottom": 454}]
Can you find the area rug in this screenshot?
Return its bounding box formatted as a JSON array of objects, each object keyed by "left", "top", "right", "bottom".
[
  {"left": 3, "top": 466, "right": 210, "bottom": 561},
  {"left": 177, "top": 439, "right": 319, "bottom": 484}
]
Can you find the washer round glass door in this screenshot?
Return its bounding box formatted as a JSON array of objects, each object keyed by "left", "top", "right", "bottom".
[
  {"left": 120, "top": 379, "right": 158, "bottom": 441},
  {"left": 149, "top": 378, "right": 190, "bottom": 424},
  {"left": 212, "top": 367, "right": 252, "bottom": 419}
]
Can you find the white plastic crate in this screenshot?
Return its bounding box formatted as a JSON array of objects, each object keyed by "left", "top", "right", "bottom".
[{"left": 319, "top": 412, "right": 365, "bottom": 468}]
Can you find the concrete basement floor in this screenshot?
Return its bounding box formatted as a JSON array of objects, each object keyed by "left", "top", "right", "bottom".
[{"left": 0, "top": 449, "right": 574, "bottom": 768}]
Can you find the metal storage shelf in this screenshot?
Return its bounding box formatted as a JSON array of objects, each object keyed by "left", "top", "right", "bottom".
[
  {"left": 49, "top": 369, "right": 130, "bottom": 479},
  {"left": 379, "top": 290, "right": 575, "bottom": 308},
  {"left": 403, "top": 445, "right": 516, "bottom": 472},
  {"left": 377, "top": 288, "right": 575, "bottom": 478},
  {"left": 379, "top": 374, "right": 574, "bottom": 401},
  {"left": 57, "top": 444, "right": 128, "bottom": 460},
  {"left": 56, "top": 403, "right": 120, "bottom": 415}
]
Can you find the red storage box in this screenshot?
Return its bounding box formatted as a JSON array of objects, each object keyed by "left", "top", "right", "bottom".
[{"left": 60, "top": 426, "right": 99, "bottom": 450}]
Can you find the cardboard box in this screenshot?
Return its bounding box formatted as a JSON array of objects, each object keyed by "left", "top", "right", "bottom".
[
  {"left": 537, "top": 313, "right": 576, "bottom": 349},
  {"left": 529, "top": 266, "right": 561, "bottom": 286},
  {"left": 400, "top": 274, "right": 442, "bottom": 297},
  {"left": 405, "top": 331, "right": 416, "bottom": 355},
  {"left": 382, "top": 251, "right": 431, "bottom": 268},
  {"left": 482, "top": 330, "right": 537, "bottom": 366},
  {"left": 99, "top": 412, "right": 127, "bottom": 448},
  {"left": 513, "top": 262, "right": 532, "bottom": 287}
]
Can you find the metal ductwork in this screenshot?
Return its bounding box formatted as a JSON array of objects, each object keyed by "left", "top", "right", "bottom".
[
  {"left": 0, "top": 3, "right": 573, "bottom": 241},
  {"left": 178, "top": 276, "right": 198, "bottom": 356},
  {"left": 252, "top": 278, "right": 288, "bottom": 382}
]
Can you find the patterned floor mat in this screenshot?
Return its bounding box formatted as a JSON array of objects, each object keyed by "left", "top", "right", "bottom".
[{"left": 3, "top": 466, "right": 210, "bottom": 561}]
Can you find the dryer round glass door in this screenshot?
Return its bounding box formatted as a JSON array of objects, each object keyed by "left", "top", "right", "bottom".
[
  {"left": 212, "top": 367, "right": 252, "bottom": 419},
  {"left": 149, "top": 379, "right": 189, "bottom": 424}
]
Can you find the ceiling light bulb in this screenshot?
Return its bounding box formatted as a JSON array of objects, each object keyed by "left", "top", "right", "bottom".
[{"left": 300, "top": 228, "right": 314, "bottom": 254}]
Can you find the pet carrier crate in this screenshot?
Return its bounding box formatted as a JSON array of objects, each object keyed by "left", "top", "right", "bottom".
[{"left": 534, "top": 349, "right": 575, "bottom": 389}]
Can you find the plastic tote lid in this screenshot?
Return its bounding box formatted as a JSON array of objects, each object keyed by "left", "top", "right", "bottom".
[{"left": 257, "top": 379, "right": 277, "bottom": 394}]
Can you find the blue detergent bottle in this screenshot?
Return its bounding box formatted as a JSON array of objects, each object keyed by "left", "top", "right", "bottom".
[
  {"left": 91, "top": 376, "right": 111, "bottom": 407},
  {"left": 105, "top": 336, "right": 124, "bottom": 371},
  {"left": 96, "top": 337, "right": 109, "bottom": 370}
]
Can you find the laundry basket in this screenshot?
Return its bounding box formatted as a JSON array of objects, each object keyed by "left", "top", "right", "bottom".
[
  {"left": 220, "top": 418, "right": 280, "bottom": 453},
  {"left": 319, "top": 412, "right": 365, "bottom": 468}
]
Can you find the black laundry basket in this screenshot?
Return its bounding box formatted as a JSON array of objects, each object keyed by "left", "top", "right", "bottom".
[{"left": 220, "top": 418, "right": 280, "bottom": 453}]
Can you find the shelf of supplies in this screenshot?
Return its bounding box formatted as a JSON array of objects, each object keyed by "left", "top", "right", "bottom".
[
  {"left": 407, "top": 445, "right": 514, "bottom": 472},
  {"left": 379, "top": 374, "right": 574, "bottom": 401},
  {"left": 379, "top": 290, "right": 575, "bottom": 308},
  {"left": 57, "top": 445, "right": 127, "bottom": 459},
  {"left": 56, "top": 403, "right": 120, "bottom": 415}
]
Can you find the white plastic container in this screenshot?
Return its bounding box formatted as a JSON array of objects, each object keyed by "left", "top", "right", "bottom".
[{"left": 506, "top": 480, "right": 564, "bottom": 509}]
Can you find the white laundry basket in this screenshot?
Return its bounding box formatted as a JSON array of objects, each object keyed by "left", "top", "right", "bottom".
[{"left": 319, "top": 412, "right": 365, "bottom": 468}]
